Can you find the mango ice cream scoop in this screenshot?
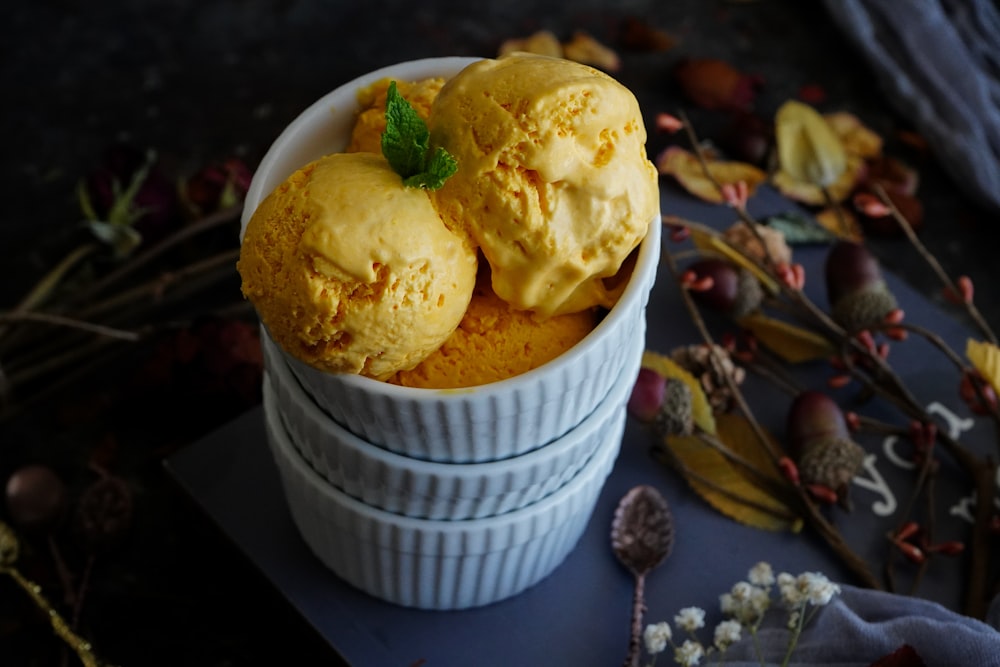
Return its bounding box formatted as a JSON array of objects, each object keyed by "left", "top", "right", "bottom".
[
  {"left": 237, "top": 151, "right": 477, "bottom": 380},
  {"left": 428, "top": 53, "right": 659, "bottom": 317}
]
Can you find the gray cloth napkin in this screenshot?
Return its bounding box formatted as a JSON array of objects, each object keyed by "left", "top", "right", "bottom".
[
  {"left": 822, "top": 0, "right": 1000, "bottom": 213},
  {"left": 719, "top": 585, "right": 1000, "bottom": 666}
]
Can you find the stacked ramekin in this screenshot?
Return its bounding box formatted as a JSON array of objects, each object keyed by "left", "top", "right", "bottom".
[{"left": 243, "top": 57, "right": 661, "bottom": 610}]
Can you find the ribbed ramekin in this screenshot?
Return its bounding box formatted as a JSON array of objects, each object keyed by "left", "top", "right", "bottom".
[
  {"left": 262, "top": 325, "right": 641, "bottom": 520},
  {"left": 244, "top": 57, "right": 661, "bottom": 463},
  {"left": 264, "top": 390, "right": 623, "bottom": 610}
]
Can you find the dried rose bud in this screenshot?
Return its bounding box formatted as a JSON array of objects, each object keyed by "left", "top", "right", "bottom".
[
  {"left": 687, "top": 258, "right": 763, "bottom": 319},
  {"left": 182, "top": 157, "right": 252, "bottom": 217},
  {"left": 4, "top": 465, "right": 66, "bottom": 532},
  {"left": 82, "top": 143, "right": 180, "bottom": 247},
  {"left": 719, "top": 112, "right": 773, "bottom": 166},
  {"left": 786, "top": 391, "right": 865, "bottom": 501},
  {"left": 825, "top": 240, "right": 898, "bottom": 332}
]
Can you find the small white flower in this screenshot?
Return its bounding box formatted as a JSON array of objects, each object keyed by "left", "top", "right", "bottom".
[
  {"left": 644, "top": 622, "right": 672, "bottom": 655},
  {"left": 801, "top": 572, "right": 840, "bottom": 606},
  {"left": 713, "top": 620, "right": 742, "bottom": 650},
  {"left": 719, "top": 592, "right": 737, "bottom": 616},
  {"left": 787, "top": 609, "right": 801, "bottom": 630},
  {"left": 778, "top": 572, "right": 805, "bottom": 607},
  {"left": 674, "top": 639, "right": 705, "bottom": 666},
  {"left": 748, "top": 561, "right": 774, "bottom": 587},
  {"left": 730, "top": 581, "right": 754, "bottom": 602},
  {"left": 674, "top": 607, "right": 706, "bottom": 632}
]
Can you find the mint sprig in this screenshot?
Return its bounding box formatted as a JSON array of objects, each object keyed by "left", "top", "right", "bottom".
[{"left": 381, "top": 81, "right": 457, "bottom": 190}]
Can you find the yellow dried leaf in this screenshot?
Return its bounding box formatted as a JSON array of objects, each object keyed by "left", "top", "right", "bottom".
[
  {"left": 498, "top": 30, "right": 563, "bottom": 58},
  {"left": 966, "top": 339, "right": 1000, "bottom": 396},
  {"left": 775, "top": 100, "right": 847, "bottom": 188},
  {"left": 772, "top": 152, "right": 863, "bottom": 205},
  {"left": 825, "top": 111, "right": 883, "bottom": 159},
  {"left": 689, "top": 226, "right": 779, "bottom": 294},
  {"left": 641, "top": 350, "right": 716, "bottom": 434},
  {"left": 656, "top": 146, "right": 766, "bottom": 205},
  {"left": 737, "top": 312, "right": 835, "bottom": 363},
  {"left": 664, "top": 413, "right": 799, "bottom": 532},
  {"left": 814, "top": 206, "right": 863, "bottom": 242}
]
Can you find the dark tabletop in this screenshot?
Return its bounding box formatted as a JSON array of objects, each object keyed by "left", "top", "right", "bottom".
[{"left": 2, "top": 1, "right": 999, "bottom": 665}]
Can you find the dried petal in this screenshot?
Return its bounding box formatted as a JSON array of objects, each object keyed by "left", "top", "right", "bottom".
[
  {"left": 774, "top": 101, "right": 847, "bottom": 188},
  {"left": 611, "top": 485, "right": 674, "bottom": 577},
  {"left": 674, "top": 58, "right": 761, "bottom": 112},
  {"left": 966, "top": 339, "right": 1000, "bottom": 398},
  {"left": 498, "top": 30, "right": 563, "bottom": 58},
  {"left": 824, "top": 111, "right": 883, "bottom": 160},
  {"left": 562, "top": 31, "right": 621, "bottom": 71},
  {"left": 656, "top": 146, "right": 766, "bottom": 205}
]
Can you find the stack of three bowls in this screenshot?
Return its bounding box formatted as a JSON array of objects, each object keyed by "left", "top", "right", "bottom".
[{"left": 242, "top": 56, "right": 662, "bottom": 610}]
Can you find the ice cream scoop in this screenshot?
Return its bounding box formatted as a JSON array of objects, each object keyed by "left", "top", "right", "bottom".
[
  {"left": 428, "top": 53, "right": 659, "bottom": 317},
  {"left": 238, "top": 151, "right": 477, "bottom": 380},
  {"left": 389, "top": 268, "right": 597, "bottom": 389}
]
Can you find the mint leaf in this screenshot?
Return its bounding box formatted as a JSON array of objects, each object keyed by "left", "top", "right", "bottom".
[
  {"left": 403, "top": 147, "right": 458, "bottom": 190},
  {"left": 381, "top": 81, "right": 457, "bottom": 190}
]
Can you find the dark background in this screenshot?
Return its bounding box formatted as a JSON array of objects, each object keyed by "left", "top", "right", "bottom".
[{"left": 2, "top": 1, "right": 998, "bottom": 665}]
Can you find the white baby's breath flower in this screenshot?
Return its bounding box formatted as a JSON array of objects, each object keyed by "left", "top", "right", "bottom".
[
  {"left": 787, "top": 609, "right": 801, "bottom": 630},
  {"left": 713, "top": 619, "right": 742, "bottom": 651},
  {"left": 644, "top": 622, "right": 672, "bottom": 655},
  {"left": 720, "top": 592, "right": 737, "bottom": 617},
  {"left": 748, "top": 561, "right": 775, "bottom": 587},
  {"left": 730, "top": 581, "right": 754, "bottom": 602},
  {"left": 674, "top": 607, "right": 706, "bottom": 632},
  {"left": 674, "top": 639, "right": 705, "bottom": 666},
  {"left": 778, "top": 572, "right": 805, "bottom": 607},
  {"left": 801, "top": 572, "right": 840, "bottom": 606}
]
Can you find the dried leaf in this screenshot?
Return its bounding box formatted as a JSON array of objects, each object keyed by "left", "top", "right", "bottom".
[
  {"left": 825, "top": 112, "right": 883, "bottom": 160},
  {"left": 814, "top": 206, "right": 864, "bottom": 242},
  {"left": 498, "top": 30, "right": 563, "bottom": 58},
  {"left": 774, "top": 100, "right": 847, "bottom": 189},
  {"left": 641, "top": 350, "right": 716, "bottom": 434},
  {"left": 657, "top": 146, "right": 767, "bottom": 204},
  {"left": 772, "top": 153, "right": 863, "bottom": 206},
  {"left": 611, "top": 485, "right": 674, "bottom": 576},
  {"left": 763, "top": 211, "right": 837, "bottom": 245},
  {"left": 737, "top": 312, "right": 836, "bottom": 363},
  {"left": 664, "top": 414, "right": 799, "bottom": 532},
  {"left": 674, "top": 58, "right": 761, "bottom": 112},
  {"left": 562, "top": 31, "right": 621, "bottom": 71},
  {"left": 689, "top": 226, "right": 779, "bottom": 294},
  {"left": 966, "top": 339, "right": 1000, "bottom": 396}
]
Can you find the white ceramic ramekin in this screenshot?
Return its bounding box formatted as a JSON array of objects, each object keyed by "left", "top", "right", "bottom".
[
  {"left": 264, "top": 387, "right": 623, "bottom": 610},
  {"left": 244, "top": 57, "right": 661, "bottom": 463},
  {"left": 262, "top": 325, "right": 641, "bottom": 520}
]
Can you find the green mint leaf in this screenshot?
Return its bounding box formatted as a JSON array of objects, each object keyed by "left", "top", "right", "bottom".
[
  {"left": 403, "top": 147, "right": 458, "bottom": 190},
  {"left": 381, "top": 81, "right": 457, "bottom": 190},
  {"left": 382, "top": 81, "right": 430, "bottom": 179}
]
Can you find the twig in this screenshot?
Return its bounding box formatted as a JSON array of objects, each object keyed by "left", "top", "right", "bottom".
[{"left": 872, "top": 183, "right": 997, "bottom": 345}]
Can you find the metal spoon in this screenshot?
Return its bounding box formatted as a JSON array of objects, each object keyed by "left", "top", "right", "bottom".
[{"left": 611, "top": 484, "right": 675, "bottom": 667}]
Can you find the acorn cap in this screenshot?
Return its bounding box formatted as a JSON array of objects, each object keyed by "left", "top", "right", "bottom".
[
  {"left": 830, "top": 280, "right": 898, "bottom": 332},
  {"left": 655, "top": 378, "right": 694, "bottom": 437},
  {"left": 797, "top": 434, "right": 866, "bottom": 489}
]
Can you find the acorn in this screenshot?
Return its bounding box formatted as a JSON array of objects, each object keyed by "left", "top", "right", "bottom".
[
  {"left": 687, "top": 258, "right": 763, "bottom": 319},
  {"left": 628, "top": 369, "right": 694, "bottom": 437},
  {"left": 824, "top": 240, "right": 897, "bottom": 332},
  {"left": 786, "top": 390, "right": 865, "bottom": 507}
]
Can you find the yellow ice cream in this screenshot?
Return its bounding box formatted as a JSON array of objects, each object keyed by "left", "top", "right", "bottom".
[
  {"left": 238, "top": 152, "right": 477, "bottom": 380},
  {"left": 389, "top": 268, "right": 597, "bottom": 389},
  {"left": 428, "top": 53, "right": 659, "bottom": 317},
  {"left": 347, "top": 77, "right": 445, "bottom": 154}
]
